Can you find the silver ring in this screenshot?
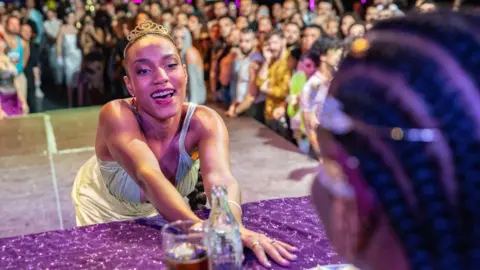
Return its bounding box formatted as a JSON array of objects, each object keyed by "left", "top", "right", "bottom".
[
  {"left": 251, "top": 241, "right": 261, "bottom": 250},
  {"left": 271, "top": 240, "right": 278, "bottom": 245}
]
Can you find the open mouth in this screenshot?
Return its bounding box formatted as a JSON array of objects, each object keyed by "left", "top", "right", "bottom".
[{"left": 151, "top": 89, "right": 176, "bottom": 100}]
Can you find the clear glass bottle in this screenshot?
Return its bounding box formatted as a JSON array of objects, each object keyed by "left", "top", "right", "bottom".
[{"left": 208, "top": 185, "right": 243, "bottom": 270}]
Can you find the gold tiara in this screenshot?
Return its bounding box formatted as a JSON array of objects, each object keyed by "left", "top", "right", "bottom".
[
  {"left": 124, "top": 20, "right": 173, "bottom": 57},
  {"left": 127, "top": 20, "right": 172, "bottom": 43}
]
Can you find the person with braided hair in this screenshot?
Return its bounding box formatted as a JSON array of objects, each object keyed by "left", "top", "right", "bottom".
[{"left": 311, "top": 11, "right": 480, "bottom": 270}]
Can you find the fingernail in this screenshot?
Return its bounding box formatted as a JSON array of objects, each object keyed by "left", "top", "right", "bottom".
[
  {"left": 292, "top": 254, "right": 297, "bottom": 260},
  {"left": 266, "top": 261, "right": 272, "bottom": 268}
]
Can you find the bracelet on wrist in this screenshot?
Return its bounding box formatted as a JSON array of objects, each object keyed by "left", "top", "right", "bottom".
[{"left": 227, "top": 200, "right": 242, "bottom": 215}]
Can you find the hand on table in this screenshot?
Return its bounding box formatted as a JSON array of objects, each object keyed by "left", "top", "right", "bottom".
[
  {"left": 240, "top": 227, "right": 298, "bottom": 268},
  {"left": 0, "top": 109, "right": 6, "bottom": 120}
]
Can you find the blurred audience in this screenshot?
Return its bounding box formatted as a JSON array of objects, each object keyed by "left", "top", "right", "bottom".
[{"left": 0, "top": 0, "right": 472, "bottom": 161}]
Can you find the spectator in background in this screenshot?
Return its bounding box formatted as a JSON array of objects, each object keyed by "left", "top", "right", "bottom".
[
  {"left": 173, "top": 26, "right": 207, "bottom": 105},
  {"left": 284, "top": 21, "right": 301, "bottom": 51},
  {"left": 235, "top": 16, "right": 248, "bottom": 30},
  {"left": 239, "top": 0, "right": 257, "bottom": 30},
  {"left": 111, "top": 16, "right": 129, "bottom": 99},
  {"left": 0, "top": 33, "right": 28, "bottom": 119},
  {"left": 161, "top": 9, "right": 174, "bottom": 33},
  {"left": 3, "top": 15, "right": 29, "bottom": 105},
  {"left": 257, "top": 15, "right": 273, "bottom": 44},
  {"left": 257, "top": 5, "right": 270, "bottom": 21},
  {"left": 187, "top": 13, "right": 204, "bottom": 52},
  {"left": 225, "top": 28, "right": 262, "bottom": 119},
  {"left": 44, "top": 8, "right": 62, "bottom": 87},
  {"left": 132, "top": 11, "right": 151, "bottom": 29},
  {"left": 56, "top": 11, "right": 81, "bottom": 108},
  {"left": 297, "top": 0, "right": 314, "bottom": 25},
  {"left": 365, "top": 5, "right": 378, "bottom": 27},
  {"left": 24, "top": 0, "right": 43, "bottom": 45},
  {"left": 181, "top": 3, "right": 195, "bottom": 14},
  {"left": 325, "top": 17, "right": 340, "bottom": 38},
  {"left": 209, "top": 16, "right": 233, "bottom": 106},
  {"left": 348, "top": 22, "right": 366, "bottom": 38},
  {"left": 257, "top": 29, "right": 292, "bottom": 140},
  {"left": 228, "top": 2, "right": 238, "bottom": 18},
  {"left": 271, "top": 3, "right": 282, "bottom": 24},
  {"left": 126, "top": 1, "right": 139, "bottom": 18},
  {"left": 302, "top": 24, "right": 323, "bottom": 52},
  {"left": 288, "top": 51, "right": 320, "bottom": 154},
  {"left": 78, "top": 13, "right": 105, "bottom": 106},
  {"left": 213, "top": 0, "right": 228, "bottom": 19},
  {"left": 290, "top": 12, "right": 305, "bottom": 29},
  {"left": 20, "top": 20, "right": 42, "bottom": 113},
  {"left": 176, "top": 12, "right": 188, "bottom": 27},
  {"left": 301, "top": 37, "right": 343, "bottom": 159},
  {"left": 282, "top": 0, "right": 298, "bottom": 22},
  {"left": 316, "top": 0, "right": 334, "bottom": 18},
  {"left": 149, "top": 2, "right": 162, "bottom": 23},
  {"left": 340, "top": 13, "right": 360, "bottom": 38}
]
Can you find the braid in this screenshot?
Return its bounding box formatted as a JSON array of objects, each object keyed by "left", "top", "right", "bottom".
[
  {"left": 329, "top": 12, "right": 480, "bottom": 269},
  {"left": 339, "top": 130, "right": 433, "bottom": 270},
  {"left": 335, "top": 70, "right": 462, "bottom": 269},
  {"left": 372, "top": 12, "right": 480, "bottom": 90},
  {"left": 371, "top": 15, "right": 480, "bottom": 266}
]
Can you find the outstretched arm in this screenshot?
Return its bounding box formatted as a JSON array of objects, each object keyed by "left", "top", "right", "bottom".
[
  {"left": 98, "top": 101, "right": 200, "bottom": 223},
  {"left": 195, "top": 106, "right": 298, "bottom": 268},
  {"left": 196, "top": 106, "right": 242, "bottom": 224}
]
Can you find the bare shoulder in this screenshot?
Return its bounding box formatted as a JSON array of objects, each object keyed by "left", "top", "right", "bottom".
[
  {"left": 98, "top": 99, "right": 138, "bottom": 130},
  {"left": 190, "top": 105, "right": 227, "bottom": 137}
]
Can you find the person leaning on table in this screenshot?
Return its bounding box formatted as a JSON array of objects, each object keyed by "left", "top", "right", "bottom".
[{"left": 72, "top": 20, "right": 298, "bottom": 268}]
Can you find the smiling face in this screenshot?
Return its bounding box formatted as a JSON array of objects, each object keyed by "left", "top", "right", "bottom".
[{"left": 124, "top": 35, "right": 187, "bottom": 120}]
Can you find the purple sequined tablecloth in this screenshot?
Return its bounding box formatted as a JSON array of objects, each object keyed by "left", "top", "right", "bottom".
[{"left": 0, "top": 196, "right": 342, "bottom": 269}]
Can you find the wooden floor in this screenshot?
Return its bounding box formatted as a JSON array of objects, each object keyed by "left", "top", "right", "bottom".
[{"left": 0, "top": 105, "right": 318, "bottom": 239}]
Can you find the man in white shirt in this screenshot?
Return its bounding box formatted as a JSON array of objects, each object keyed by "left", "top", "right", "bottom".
[{"left": 300, "top": 37, "right": 343, "bottom": 159}]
